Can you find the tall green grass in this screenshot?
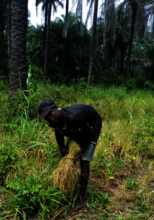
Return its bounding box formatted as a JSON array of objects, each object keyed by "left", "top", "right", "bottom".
[{"left": 1, "top": 81, "right": 154, "bottom": 219}]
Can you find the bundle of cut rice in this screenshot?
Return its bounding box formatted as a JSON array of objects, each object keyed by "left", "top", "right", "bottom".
[{"left": 53, "top": 141, "right": 80, "bottom": 196}]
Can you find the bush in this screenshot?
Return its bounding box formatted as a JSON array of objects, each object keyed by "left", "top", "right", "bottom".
[
  {"left": 5, "top": 174, "right": 66, "bottom": 218},
  {"left": 0, "top": 144, "right": 18, "bottom": 179}
]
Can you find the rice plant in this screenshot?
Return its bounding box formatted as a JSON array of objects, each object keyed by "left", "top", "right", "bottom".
[{"left": 1, "top": 83, "right": 154, "bottom": 219}]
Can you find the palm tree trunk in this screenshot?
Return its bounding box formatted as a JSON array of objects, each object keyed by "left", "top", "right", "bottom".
[
  {"left": 62, "top": 0, "right": 69, "bottom": 82},
  {"left": 43, "top": 0, "right": 52, "bottom": 85},
  {"left": 66, "top": 0, "right": 69, "bottom": 19},
  {"left": 104, "top": 0, "right": 116, "bottom": 68},
  {"left": 1, "top": 30, "right": 4, "bottom": 75},
  {"left": 45, "top": 0, "right": 48, "bottom": 29},
  {"left": 9, "top": 0, "right": 28, "bottom": 96},
  {"left": 44, "top": 0, "right": 48, "bottom": 52},
  {"left": 151, "top": 20, "right": 154, "bottom": 43},
  {"left": 120, "top": 50, "right": 125, "bottom": 74},
  {"left": 87, "top": 0, "right": 98, "bottom": 86},
  {"left": 125, "top": 1, "right": 138, "bottom": 87},
  {"left": 0, "top": 30, "right": 4, "bottom": 75},
  {"left": 0, "top": 0, "right": 5, "bottom": 75},
  {"left": 8, "top": 0, "right": 12, "bottom": 76}
]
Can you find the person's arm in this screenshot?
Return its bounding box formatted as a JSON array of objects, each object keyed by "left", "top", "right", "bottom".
[{"left": 55, "top": 130, "right": 68, "bottom": 156}]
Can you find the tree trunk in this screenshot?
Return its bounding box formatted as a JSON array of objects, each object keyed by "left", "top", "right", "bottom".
[
  {"left": 120, "top": 50, "right": 125, "bottom": 75},
  {"left": 45, "top": 0, "right": 48, "bottom": 29},
  {"left": 66, "top": 0, "right": 69, "bottom": 19},
  {"left": 87, "top": 0, "right": 98, "bottom": 86},
  {"left": 44, "top": 0, "right": 48, "bottom": 54},
  {"left": 125, "top": 1, "right": 138, "bottom": 87},
  {"left": 9, "top": 0, "right": 28, "bottom": 96},
  {"left": 0, "top": 0, "right": 5, "bottom": 75},
  {"left": 104, "top": 0, "right": 116, "bottom": 68},
  {"left": 0, "top": 30, "right": 4, "bottom": 75},
  {"left": 8, "top": 0, "right": 12, "bottom": 76},
  {"left": 43, "top": 0, "right": 52, "bottom": 85},
  {"left": 151, "top": 20, "right": 154, "bottom": 43},
  {"left": 62, "top": 0, "right": 69, "bottom": 82}
]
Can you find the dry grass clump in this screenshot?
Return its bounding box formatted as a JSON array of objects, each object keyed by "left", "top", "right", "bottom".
[{"left": 54, "top": 141, "right": 80, "bottom": 196}]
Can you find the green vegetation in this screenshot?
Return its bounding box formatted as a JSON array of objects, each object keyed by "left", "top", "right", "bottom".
[
  {"left": 1, "top": 1, "right": 154, "bottom": 219},
  {"left": 1, "top": 79, "right": 154, "bottom": 219}
]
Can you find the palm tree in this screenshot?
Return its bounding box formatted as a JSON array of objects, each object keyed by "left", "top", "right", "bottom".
[
  {"left": 36, "top": 0, "right": 63, "bottom": 84},
  {"left": 66, "top": 0, "right": 69, "bottom": 21},
  {"left": 0, "top": 0, "right": 6, "bottom": 76},
  {"left": 27, "top": 14, "right": 91, "bottom": 82},
  {"left": 76, "top": 0, "right": 83, "bottom": 24},
  {"left": 125, "top": 0, "right": 139, "bottom": 87},
  {"left": 9, "top": 0, "right": 28, "bottom": 96},
  {"left": 43, "top": 0, "right": 52, "bottom": 84},
  {"left": 145, "top": 1, "right": 154, "bottom": 42},
  {"left": 114, "top": 6, "right": 129, "bottom": 74},
  {"left": 62, "top": 0, "right": 85, "bottom": 82},
  {"left": 102, "top": 0, "right": 152, "bottom": 86},
  {"left": 87, "top": 0, "right": 99, "bottom": 86},
  {"left": 116, "top": 0, "right": 154, "bottom": 86},
  {"left": 103, "top": 0, "right": 116, "bottom": 68},
  {"left": 27, "top": 25, "right": 45, "bottom": 67},
  {"left": 61, "top": 0, "right": 69, "bottom": 82},
  {"left": 7, "top": 0, "right": 12, "bottom": 74}
]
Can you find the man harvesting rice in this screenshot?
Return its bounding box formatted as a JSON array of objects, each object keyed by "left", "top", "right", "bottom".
[{"left": 38, "top": 100, "right": 102, "bottom": 211}]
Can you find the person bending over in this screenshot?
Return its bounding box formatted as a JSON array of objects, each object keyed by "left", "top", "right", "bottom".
[{"left": 38, "top": 100, "right": 102, "bottom": 211}]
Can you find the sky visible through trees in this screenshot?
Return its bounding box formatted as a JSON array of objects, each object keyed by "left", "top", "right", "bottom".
[{"left": 28, "top": 0, "right": 124, "bottom": 27}]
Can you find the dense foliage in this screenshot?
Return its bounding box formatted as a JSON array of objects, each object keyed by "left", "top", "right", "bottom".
[
  {"left": 0, "top": 1, "right": 154, "bottom": 89},
  {"left": 27, "top": 15, "right": 91, "bottom": 84}
]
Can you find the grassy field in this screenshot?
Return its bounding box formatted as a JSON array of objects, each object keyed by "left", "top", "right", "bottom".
[{"left": 1, "top": 81, "right": 154, "bottom": 219}]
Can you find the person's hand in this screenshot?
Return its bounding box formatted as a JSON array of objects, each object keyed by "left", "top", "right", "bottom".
[
  {"left": 58, "top": 145, "right": 69, "bottom": 157},
  {"left": 60, "top": 148, "right": 69, "bottom": 157},
  {"left": 73, "top": 150, "right": 83, "bottom": 164}
]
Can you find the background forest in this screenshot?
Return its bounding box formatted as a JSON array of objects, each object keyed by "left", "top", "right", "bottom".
[
  {"left": 0, "top": 0, "right": 154, "bottom": 91},
  {"left": 1, "top": 0, "right": 154, "bottom": 220}
]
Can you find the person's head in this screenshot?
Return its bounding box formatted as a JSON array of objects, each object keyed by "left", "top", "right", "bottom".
[{"left": 38, "top": 100, "right": 60, "bottom": 128}]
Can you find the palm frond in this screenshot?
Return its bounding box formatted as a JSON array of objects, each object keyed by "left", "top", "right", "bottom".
[
  {"left": 35, "top": 0, "right": 45, "bottom": 7},
  {"left": 53, "top": 2, "right": 57, "bottom": 13}
]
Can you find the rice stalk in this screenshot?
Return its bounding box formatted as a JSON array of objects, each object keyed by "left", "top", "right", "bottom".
[{"left": 53, "top": 141, "right": 80, "bottom": 197}]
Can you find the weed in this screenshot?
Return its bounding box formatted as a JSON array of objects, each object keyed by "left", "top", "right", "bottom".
[
  {"left": 3, "top": 172, "right": 66, "bottom": 218},
  {"left": 126, "top": 178, "right": 139, "bottom": 189},
  {"left": 0, "top": 144, "right": 18, "bottom": 180}
]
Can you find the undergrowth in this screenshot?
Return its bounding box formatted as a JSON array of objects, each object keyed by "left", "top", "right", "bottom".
[{"left": 0, "top": 80, "right": 154, "bottom": 219}]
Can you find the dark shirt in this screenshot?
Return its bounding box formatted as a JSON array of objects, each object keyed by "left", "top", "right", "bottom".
[{"left": 49, "top": 104, "right": 102, "bottom": 149}]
